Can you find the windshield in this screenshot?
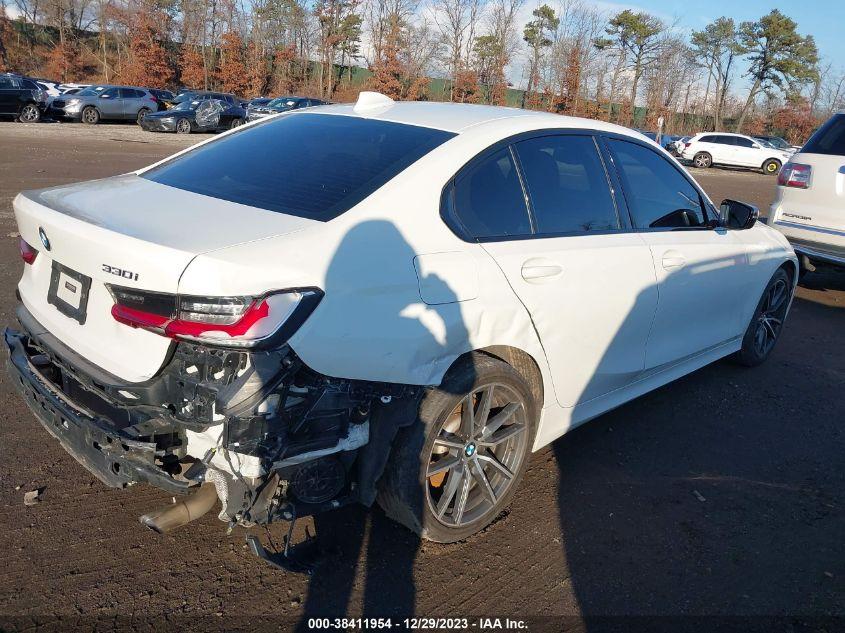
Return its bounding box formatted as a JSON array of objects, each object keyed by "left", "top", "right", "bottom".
[
  {"left": 143, "top": 113, "right": 455, "bottom": 221},
  {"left": 173, "top": 92, "right": 199, "bottom": 104},
  {"left": 268, "top": 98, "right": 298, "bottom": 109},
  {"left": 171, "top": 100, "right": 198, "bottom": 112},
  {"left": 77, "top": 86, "right": 105, "bottom": 96},
  {"left": 768, "top": 137, "right": 790, "bottom": 149}
]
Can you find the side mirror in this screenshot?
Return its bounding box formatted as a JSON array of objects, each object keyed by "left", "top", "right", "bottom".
[
  {"left": 99, "top": 93, "right": 110, "bottom": 99},
  {"left": 720, "top": 199, "right": 759, "bottom": 230}
]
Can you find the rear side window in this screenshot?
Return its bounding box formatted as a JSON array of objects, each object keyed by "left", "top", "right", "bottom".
[
  {"left": 803, "top": 114, "right": 845, "bottom": 156},
  {"left": 608, "top": 139, "right": 708, "bottom": 229},
  {"left": 144, "top": 113, "right": 455, "bottom": 221},
  {"left": 514, "top": 135, "right": 618, "bottom": 235},
  {"left": 448, "top": 147, "right": 531, "bottom": 239}
]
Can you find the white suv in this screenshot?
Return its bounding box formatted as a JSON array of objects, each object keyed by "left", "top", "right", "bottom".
[
  {"left": 681, "top": 132, "right": 793, "bottom": 175},
  {"left": 771, "top": 112, "right": 845, "bottom": 273},
  {"left": 5, "top": 93, "right": 797, "bottom": 551}
]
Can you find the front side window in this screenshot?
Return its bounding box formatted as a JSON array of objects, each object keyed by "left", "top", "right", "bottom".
[
  {"left": 607, "top": 139, "right": 709, "bottom": 229},
  {"left": 514, "top": 135, "right": 618, "bottom": 235},
  {"left": 144, "top": 113, "right": 455, "bottom": 221},
  {"left": 734, "top": 137, "right": 754, "bottom": 148},
  {"left": 101, "top": 87, "right": 119, "bottom": 98},
  {"left": 449, "top": 147, "right": 531, "bottom": 239}
]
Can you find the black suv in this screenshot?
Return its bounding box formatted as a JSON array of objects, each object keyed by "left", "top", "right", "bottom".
[{"left": 0, "top": 73, "right": 47, "bottom": 122}]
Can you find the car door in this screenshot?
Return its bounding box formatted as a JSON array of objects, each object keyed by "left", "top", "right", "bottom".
[
  {"left": 732, "top": 136, "right": 760, "bottom": 166},
  {"left": 604, "top": 137, "right": 750, "bottom": 371},
  {"left": 97, "top": 87, "right": 123, "bottom": 118},
  {"left": 120, "top": 88, "right": 143, "bottom": 118},
  {"left": 448, "top": 134, "right": 658, "bottom": 407}
]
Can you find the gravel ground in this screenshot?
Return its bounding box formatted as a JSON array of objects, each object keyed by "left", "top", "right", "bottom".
[{"left": 0, "top": 121, "right": 843, "bottom": 631}]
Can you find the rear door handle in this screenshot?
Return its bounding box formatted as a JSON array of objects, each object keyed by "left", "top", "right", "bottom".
[
  {"left": 521, "top": 259, "right": 563, "bottom": 283},
  {"left": 661, "top": 250, "right": 686, "bottom": 270}
]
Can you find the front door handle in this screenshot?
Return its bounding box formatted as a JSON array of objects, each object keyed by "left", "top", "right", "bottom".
[
  {"left": 661, "top": 250, "right": 686, "bottom": 270},
  {"left": 521, "top": 259, "right": 563, "bottom": 283}
]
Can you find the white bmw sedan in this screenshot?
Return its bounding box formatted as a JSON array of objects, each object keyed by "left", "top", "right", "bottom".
[{"left": 6, "top": 92, "right": 797, "bottom": 549}]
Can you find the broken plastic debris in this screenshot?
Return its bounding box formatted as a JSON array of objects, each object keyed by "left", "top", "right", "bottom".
[
  {"left": 24, "top": 487, "right": 45, "bottom": 506},
  {"left": 692, "top": 490, "right": 706, "bottom": 502}
]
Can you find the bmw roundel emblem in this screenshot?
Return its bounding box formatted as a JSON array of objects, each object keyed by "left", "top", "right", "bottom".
[{"left": 38, "top": 227, "right": 50, "bottom": 251}]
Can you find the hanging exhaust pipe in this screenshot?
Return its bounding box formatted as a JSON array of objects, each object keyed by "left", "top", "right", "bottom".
[{"left": 140, "top": 483, "right": 219, "bottom": 534}]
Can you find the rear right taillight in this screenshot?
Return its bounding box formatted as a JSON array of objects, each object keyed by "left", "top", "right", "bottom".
[
  {"left": 19, "top": 237, "right": 37, "bottom": 264},
  {"left": 778, "top": 163, "right": 812, "bottom": 189}
]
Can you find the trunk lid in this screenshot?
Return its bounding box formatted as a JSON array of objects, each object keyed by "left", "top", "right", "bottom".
[{"left": 14, "top": 174, "right": 317, "bottom": 382}]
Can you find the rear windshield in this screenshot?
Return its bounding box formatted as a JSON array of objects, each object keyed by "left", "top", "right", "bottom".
[
  {"left": 143, "top": 113, "right": 455, "bottom": 221},
  {"left": 802, "top": 114, "right": 845, "bottom": 156}
]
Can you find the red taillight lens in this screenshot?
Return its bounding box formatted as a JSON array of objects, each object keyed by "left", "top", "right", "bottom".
[
  {"left": 777, "top": 163, "right": 812, "bottom": 189},
  {"left": 19, "top": 237, "right": 38, "bottom": 264},
  {"left": 107, "top": 286, "right": 321, "bottom": 348}
]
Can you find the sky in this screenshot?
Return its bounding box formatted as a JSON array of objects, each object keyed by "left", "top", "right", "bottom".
[{"left": 596, "top": 0, "right": 844, "bottom": 69}]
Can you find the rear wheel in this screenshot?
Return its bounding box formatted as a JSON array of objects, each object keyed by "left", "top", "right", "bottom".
[
  {"left": 175, "top": 118, "right": 192, "bottom": 134},
  {"left": 693, "top": 152, "right": 712, "bottom": 168},
  {"left": 734, "top": 268, "right": 791, "bottom": 367},
  {"left": 378, "top": 354, "right": 537, "bottom": 543},
  {"left": 230, "top": 118, "right": 244, "bottom": 129},
  {"left": 81, "top": 106, "right": 99, "bottom": 124},
  {"left": 19, "top": 103, "right": 40, "bottom": 123},
  {"left": 762, "top": 158, "right": 781, "bottom": 175},
  {"left": 136, "top": 108, "right": 151, "bottom": 124}
]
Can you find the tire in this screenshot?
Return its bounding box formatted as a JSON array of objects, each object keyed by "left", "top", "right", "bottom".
[
  {"left": 175, "top": 118, "right": 192, "bottom": 134},
  {"left": 136, "top": 108, "right": 151, "bottom": 124},
  {"left": 693, "top": 152, "right": 712, "bottom": 168},
  {"left": 733, "top": 268, "right": 792, "bottom": 367},
  {"left": 762, "top": 158, "right": 781, "bottom": 176},
  {"left": 81, "top": 106, "right": 99, "bottom": 124},
  {"left": 18, "top": 103, "right": 40, "bottom": 123},
  {"left": 230, "top": 118, "right": 244, "bottom": 129},
  {"left": 377, "top": 353, "right": 538, "bottom": 543}
]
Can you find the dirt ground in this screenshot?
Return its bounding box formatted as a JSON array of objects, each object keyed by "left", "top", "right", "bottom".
[{"left": 0, "top": 122, "right": 843, "bottom": 631}]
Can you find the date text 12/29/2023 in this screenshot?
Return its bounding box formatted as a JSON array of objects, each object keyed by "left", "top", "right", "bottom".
[{"left": 306, "top": 618, "right": 529, "bottom": 630}]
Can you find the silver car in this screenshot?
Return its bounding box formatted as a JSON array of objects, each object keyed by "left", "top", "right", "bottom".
[{"left": 59, "top": 85, "right": 159, "bottom": 124}]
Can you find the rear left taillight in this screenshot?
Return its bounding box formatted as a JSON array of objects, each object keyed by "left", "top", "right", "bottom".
[
  {"left": 19, "top": 237, "right": 37, "bottom": 264},
  {"left": 108, "top": 286, "right": 322, "bottom": 349},
  {"left": 778, "top": 162, "right": 812, "bottom": 189}
]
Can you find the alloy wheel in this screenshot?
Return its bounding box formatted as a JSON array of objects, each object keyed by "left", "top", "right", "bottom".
[
  {"left": 426, "top": 383, "right": 528, "bottom": 528},
  {"left": 83, "top": 108, "right": 98, "bottom": 124},
  {"left": 20, "top": 105, "right": 39, "bottom": 122},
  {"left": 176, "top": 119, "right": 191, "bottom": 134},
  {"left": 694, "top": 154, "right": 710, "bottom": 168},
  {"left": 753, "top": 278, "right": 788, "bottom": 357}
]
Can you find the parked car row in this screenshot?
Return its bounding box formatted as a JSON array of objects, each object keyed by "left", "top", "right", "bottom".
[
  {"left": 245, "top": 96, "right": 327, "bottom": 122},
  {"left": 138, "top": 93, "right": 327, "bottom": 134}
]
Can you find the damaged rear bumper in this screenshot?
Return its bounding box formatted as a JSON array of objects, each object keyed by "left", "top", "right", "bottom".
[
  {"left": 5, "top": 304, "right": 422, "bottom": 529},
  {"left": 5, "top": 327, "right": 190, "bottom": 493}
]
